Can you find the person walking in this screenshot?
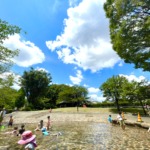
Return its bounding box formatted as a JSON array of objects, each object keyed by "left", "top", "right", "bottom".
[{"left": 117, "top": 112, "right": 125, "bottom": 130}]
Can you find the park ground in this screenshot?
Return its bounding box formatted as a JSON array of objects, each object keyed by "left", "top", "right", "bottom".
[
  {"left": 3, "top": 107, "right": 150, "bottom": 126},
  {"left": 0, "top": 107, "right": 150, "bottom": 150}
]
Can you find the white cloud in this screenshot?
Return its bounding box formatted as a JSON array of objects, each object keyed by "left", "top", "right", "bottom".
[
  {"left": 118, "top": 61, "right": 123, "bottom": 67},
  {"left": 69, "top": 70, "right": 83, "bottom": 84},
  {"left": 88, "top": 87, "right": 99, "bottom": 93},
  {"left": 119, "top": 74, "right": 147, "bottom": 82},
  {"left": 89, "top": 94, "right": 105, "bottom": 102},
  {"left": 87, "top": 86, "right": 105, "bottom": 102},
  {"left": 35, "top": 67, "right": 48, "bottom": 72},
  {"left": 3, "top": 34, "right": 45, "bottom": 67},
  {"left": 46, "top": 0, "right": 120, "bottom": 72}
]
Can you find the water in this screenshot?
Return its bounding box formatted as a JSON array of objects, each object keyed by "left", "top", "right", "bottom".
[
  {"left": 0, "top": 122, "right": 150, "bottom": 150},
  {"left": 41, "top": 122, "right": 150, "bottom": 150}
]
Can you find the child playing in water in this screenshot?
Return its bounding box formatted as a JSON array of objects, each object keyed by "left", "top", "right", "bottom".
[
  {"left": 47, "top": 116, "right": 51, "bottom": 130},
  {"left": 19, "top": 124, "right": 25, "bottom": 135},
  {"left": 8, "top": 115, "right": 13, "bottom": 127},
  {"left": 108, "top": 115, "right": 112, "bottom": 123},
  {"left": 34, "top": 120, "right": 43, "bottom": 131},
  {"left": 4, "top": 126, "right": 19, "bottom": 136},
  {"left": 18, "top": 130, "right": 37, "bottom": 150}
]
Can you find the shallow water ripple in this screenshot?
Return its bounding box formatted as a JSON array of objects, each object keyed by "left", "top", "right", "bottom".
[{"left": 0, "top": 122, "right": 150, "bottom": 149}]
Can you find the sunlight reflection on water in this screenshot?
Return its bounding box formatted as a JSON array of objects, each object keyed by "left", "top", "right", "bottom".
[
  {"left": 0, "top": 122, "right": 149, "bottom": 150},
  {"left": 48, "top": 122, "right": 150, "bottom": 150}
]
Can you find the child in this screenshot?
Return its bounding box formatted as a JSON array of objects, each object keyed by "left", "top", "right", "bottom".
[
  {"left": 108, "top": 115, "right": 112, "bottom": 123},
  {"left": 41, "top": 126, "right": 49, "bottom": 136},
  {"left": 18, "top": 130, "right": 37, "bottom": 150},
  {"left": 34, "top": 120, "right": 43, "bottom": 131},
  {"left": 4, "top": 126, "right": 18, "bottom": 136},
  {"left": 47, "top": 116, "right": 51, "bottom": 130},
  {"left": 8, "top": 115, "right": 13, "bottom": 127},
  {"left": 49, "top": 108, "right": 52, "bottom": 113},
  {"left": 19, "top": 124, "right": 25, "bottom": 135}
]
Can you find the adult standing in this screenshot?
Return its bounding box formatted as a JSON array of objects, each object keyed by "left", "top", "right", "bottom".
[{"left": 117, "top": 112, "right": 125, "bottom": 130}]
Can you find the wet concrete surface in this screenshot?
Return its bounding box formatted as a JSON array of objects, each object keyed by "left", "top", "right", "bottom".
[{"left": 1, "top": 111, "right": 150, "bottom": 149}]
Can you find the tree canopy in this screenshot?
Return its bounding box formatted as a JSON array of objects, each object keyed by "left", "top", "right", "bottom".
[
  {"left": 0, "top": 75, "right": 18, "bottom": 109},
  {"left": 0, "top": 19, "right": 21, "bottom": 73},
  {"left": 100, "top": 75, "right": 150, "bottom": 114},
  {"left": 104, "top": 0, "right": 150, "bottom": 71},
  {"left": 21, "top": 68, "right": 52, "bottom": 109},
  {"left": 100, "top": 75, "right": 128, "bottom": 111}
]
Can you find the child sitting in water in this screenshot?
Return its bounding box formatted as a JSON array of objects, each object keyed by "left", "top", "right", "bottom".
[
  {"left": 18, "top": 130, "right": 37, "bottom": 150},
  {"left": 108, "top": 115, "right": 112, "bottom": 123},
  {"left": 34, "top": 120, "right": 43, "bottom": 131},
  {"left": 19, "top": 124, "right": 25, "bottom": 135},
  {"left": 41, "top": 126, "right": 49, "bottom": 135},
  {"left": 4, "top": 126, "right": 19, "bottom": 136}
]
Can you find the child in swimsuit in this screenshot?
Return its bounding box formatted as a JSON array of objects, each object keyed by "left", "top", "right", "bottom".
[
  {"left": 47, "top": 116, "right": 51, "bottom": 130},
  {"left": 4, "top": 126, "right": 18, "bottom": 136},
  {"left": 8, "top": 115, "right": 13, "bottom": 127}
]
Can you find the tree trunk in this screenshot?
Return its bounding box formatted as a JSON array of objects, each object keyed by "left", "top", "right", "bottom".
[
  {"left": 139, "top": 99, "right": 147, "bottom": 115},
  {"left": 115, "top": 97, "right": 120, "bottom": 112},
  {"left": 77, "top": 100, "right": 79, "bottom": 112}
]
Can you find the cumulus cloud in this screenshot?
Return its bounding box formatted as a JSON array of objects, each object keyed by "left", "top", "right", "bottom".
[
  {"left": 3, "top": 34, "right": 45, "bottom": 67},
  {"left": 89, "top": 94, "right": 105, "bottom": 102},
  {"left": 46, "top": 0, "right": 120, "bottom": 72},
  {"left": 35, "top": 67, "right": 49, "bottom": 72},
  {"left": 88, "top": 87, "right": 99, "bottom": 93},
  {"left": 87, "top": 86, "right": 105, "bottom": 102},
  {"left": 69, "top": 70, "right": 83, "bottom": 84},
  {"left": 119, "top": 74, "right": 147, "bottom": 82}
]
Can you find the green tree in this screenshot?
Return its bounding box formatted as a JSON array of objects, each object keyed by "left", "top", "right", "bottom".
[
  {"left": 0, "top": 74, "right": 18, "bottom": 109},
  {"left": 0, "top": 19, "right": 21, "bottom": 73},
  {"left": 72, "top": 85, "right": 88, "bottom": 111},
  {"left": 15, "top": 88, "right": 26, "bottom": 109},
  {"left": 104, "top": 0, "right": 150, "bottom": 71},
  {"left": 0, "top": 73, "right": 14, "bottom": 87},
  {"left": 21, "top": 68, "right": 52, "bottom": 109},
  {"left": 57, "top": 85, "right": 88, "bottom": 111},
  {"left": 46, "top": 84, "right": 69, "bottom": 108},
  {"left": 0, "top": 87, "right": 18, "bottom": 109},
  {"left": 100, "top": 75, "right": 128, "bottom": 112},
  {"left": 121, "top": 80, "right": 150, "bottom": 115}
]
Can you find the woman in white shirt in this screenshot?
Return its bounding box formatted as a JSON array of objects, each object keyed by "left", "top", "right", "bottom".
[{"left": 117, "top": 112, "right": 125, "bottom": 130}]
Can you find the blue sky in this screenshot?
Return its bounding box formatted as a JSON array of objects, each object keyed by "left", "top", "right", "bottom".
[{"left": 0, "top": 0, "right": 150, "bottom": 102}]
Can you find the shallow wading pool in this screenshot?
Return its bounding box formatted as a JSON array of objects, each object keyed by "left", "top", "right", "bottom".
[{"left": 0, "top": 122, "right": 150, "bottom": 150}]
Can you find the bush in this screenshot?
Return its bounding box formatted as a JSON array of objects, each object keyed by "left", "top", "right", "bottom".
[
  {"left": 6, "top": 109, "right": 13, "bottom": 114},
  {"left": 22, "top": 106, "right": 32, "bottom": 111},
  {"left": 110, "top": 108, "right": 145, "bottom": 115}
]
